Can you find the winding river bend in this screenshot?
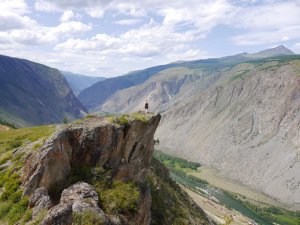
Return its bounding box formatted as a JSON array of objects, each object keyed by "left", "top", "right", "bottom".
[{"left": 171, "top": 172, "right": 273, "bottom": 225}]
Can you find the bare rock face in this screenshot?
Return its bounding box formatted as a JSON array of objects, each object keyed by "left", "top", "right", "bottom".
[
  {"left": 41, "top": 204, "right": 73, "bottom": 225},
  {"left": 156, "top": 60, "right": 300, "bottom": 208},
  {"left": 29, "top": 187, "right": 52, "bottom": 217},
  {"left": 23, "top": 114, "right": 161, "bottom": 195},
  {"left": 22, "top": 114, "right": 161, "bottom": 225},
  {"left": 61, "top": 182, "right": 108, "bottom": 223}
]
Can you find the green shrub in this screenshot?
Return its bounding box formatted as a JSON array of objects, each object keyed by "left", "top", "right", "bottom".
[
  {"left": 131, "top": 112, "right": 148, "bottom": 123},
  {"left": 63, "top": 116, "right": 69, "bottom": 124},
  {"left": 9, "top": 139, "right": 22, "bottom": 149},
  {"left": 154, "top": 150, "right": 201, "bottom": 170},
  {"left": 33, "top": 143, "right": 42, "bottom": 150},
  {"left": 0, "top": 202, "right": 13, "bottom": 220},
  {"left": 73, "top": 210, "right": 104, "bottom": 225},
  {"left": 99, "top": 181, "right": 140, "bottom": 213},
  {"left": 113, "top": 115, "right": 129, "bottom": 126},
  {"left": 0, "top": 151, "right": 12, "bottom": 164},
  {"left": 85, "top": 114, "right": 96, "bottom": 119},
  {"left": 21, "top": 209, "right": 32, "bottom": 224},
  {"left": 0, "top": 173, "right": 21, "bottom": 201}
]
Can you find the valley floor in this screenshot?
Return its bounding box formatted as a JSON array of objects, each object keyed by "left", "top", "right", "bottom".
[
  {"left": 183, "top": 186, "right": 253, "bottom": 225},
  {"left": 189, "top": 167, "right": 288, "bottom": 210}
]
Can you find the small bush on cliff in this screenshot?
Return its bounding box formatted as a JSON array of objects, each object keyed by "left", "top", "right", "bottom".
[
  {"left": 73, "top": 210, "right": 104, "bottom": 225},
  {"left": 98, "top": 181, "right": 140, "bottom": 213},
  {"left": 109, "top": 112, "right": 150, "bottom": 126},
  {"left": 131, "top": 112, "right": 148, "bottom": 123},
  {"left": 112, "top": 114, "right": 130, "bottom": 126}
]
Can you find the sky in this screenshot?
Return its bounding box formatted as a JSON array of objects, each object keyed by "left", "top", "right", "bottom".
[{"left": 0, "top": 0, "right": 300, "bottom": 77}]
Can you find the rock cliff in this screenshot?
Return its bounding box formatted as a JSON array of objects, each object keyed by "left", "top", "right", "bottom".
[{"left": 19, "top": 113, "right": 210, "bottom": 225}]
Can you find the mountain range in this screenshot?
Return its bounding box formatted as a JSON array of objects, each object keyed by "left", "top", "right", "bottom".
[
  {"left": 0, "top": 55, "right": 87, "bottom": 127},
  {"left": 62, "top": 71, "right": 106, "bottom": 96},
  {"left": 74, "top": 45, "right": 300, "bottom": 208},
  {"left": 1, "top": 45, "right": 300, "bottom": 209}
]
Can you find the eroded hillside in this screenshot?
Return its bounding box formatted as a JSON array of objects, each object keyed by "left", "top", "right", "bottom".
[{"left": 156, "top": 58, "right": 300, "bottom": 209}]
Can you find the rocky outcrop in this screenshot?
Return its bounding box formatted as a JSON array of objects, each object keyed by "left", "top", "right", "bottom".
[
  {"left": 41, "top": 204, "right": 73, "bottom": 225},
  {"left": 22, "top": 114, "right": 161, "bottom": 225},
  {"left": 23, "top": 114, "right": 161, "bottom": 194},
  {"left": 29, "top": 187, "right": 52, "bottom": 217},
  {"left": 41, "top": 182, "right": 109, "bottom": 225},
  {"left": 20, "top": 113, "right": 211, "bottom": 224}
]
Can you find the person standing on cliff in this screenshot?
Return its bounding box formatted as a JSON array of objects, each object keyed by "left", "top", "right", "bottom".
[{"left": 145, "top": 100, "right": 149, "bottom": 113}]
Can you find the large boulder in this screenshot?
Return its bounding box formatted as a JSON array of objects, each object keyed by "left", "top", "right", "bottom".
[
  {"left": 41, "top": 204, "right": 73, "bottom": 225},
  {"left": 41, "top": 182, "right": 110, "bottom": 225},
  {"left": 61, "top": 182, "right": 109, "bottom": 223}
]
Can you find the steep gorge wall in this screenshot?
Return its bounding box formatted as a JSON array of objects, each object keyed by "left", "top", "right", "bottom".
[{"left": 156, "top": 60, "right": 300, "bottom": 209}]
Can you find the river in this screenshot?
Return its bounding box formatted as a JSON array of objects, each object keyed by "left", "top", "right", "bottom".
[{"left": 171, "top": 172, "right": 273, "bottom": 225}]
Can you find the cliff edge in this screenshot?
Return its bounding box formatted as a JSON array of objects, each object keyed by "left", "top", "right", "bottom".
[{"left": 8, "top": 113, "right": 211, "bottom": 225}]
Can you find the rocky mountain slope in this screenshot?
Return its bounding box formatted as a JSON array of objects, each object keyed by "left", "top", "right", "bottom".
[
  {"left": 156, "top": 56, "right": 300, "bottom": 209},
  {"left": 78, "top": 64, "right": 177, "bottom": 110},
  {"left": 0, "top": 113, "right": 211, "bottom": 224},
  {"left": 0, "top": 55, "right": 87, "bottom": 127},
  {"left": 90, "top": 46, "right": 295, "bottom": 113},
  {"left": 62, "top": 71, "right": 106, "bottom": 96},
  {"left": 87, "top": 46, "right": 300, "bottom": 209}
]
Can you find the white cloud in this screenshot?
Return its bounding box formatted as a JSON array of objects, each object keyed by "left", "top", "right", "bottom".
[
  {"left": 35, "top": 0, "right": 109, "bottom": 17},
  {"left": 2, "top": 0, "right": 300, "bottom": 77},
  {"left": 114, "top": 19, "right": 142, "bottom": 26},
  {"left": 60, "top": 10, "right": 74, "bottom": 22},
  {"left": 0, "top": 0, "right": 36, "bottom": 31},
  {"left": 230, "top": 1, "right": 300, "bottom": 30},
  {"left": 0, "top": 0, "right": 28, "bottom": 14},
  {"left": 231, "top": 1, "right": 300, "bottom": 45},
  {"left": 293, "top": 42, "right": 300, "bottom": 54},
  {"left": 232, "top": 26, "right": 300, "bottom": 46},
  {"left": 159, "top": 0, "right": 234, "bottom": 32},
  {"left": 0, "top": 12, "right": 36, "bottom": 30},
  {"left": 0, "top": 21, "right": 92, "bottom": 46},
  {"left": 55, "top": 20, "right": 200, "bottom": 58}
]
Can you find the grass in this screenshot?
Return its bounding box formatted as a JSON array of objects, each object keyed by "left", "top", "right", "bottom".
[
  {"left": 236, "top": 196, "right": 300, "bottom": 225},
  {"left": 0, "top": 125, "right": 55, "bottom": 154},
  {"left": 154, "top": 150, "right": 201, "bottom": 170},
  {"left": 0, "top": 168, "right": 30, "bottom": 225},
  {"left": 0, "top": 125, "right": 56, "bottom": 225},
  {"left": 108, "top": 112, "right": 151, "bottom": 126},
  {"left": 99, "top": 181, "right": 140, "bottom": 213},
  {"left": 73, "top": 210, "right": 104, "bottom": 225}
]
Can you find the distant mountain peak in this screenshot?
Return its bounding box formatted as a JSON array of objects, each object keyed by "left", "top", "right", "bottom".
[{"left": 254, "top": 45, "right": 295, "bottom": 57}]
